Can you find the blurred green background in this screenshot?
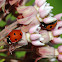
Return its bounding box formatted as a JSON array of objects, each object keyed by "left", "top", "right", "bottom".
[
  {"left": 47, "top": 0, "right": 62, "bottom": 15},
  {"left": 0, "top": 0, "right": 62, "bottom": 62}
]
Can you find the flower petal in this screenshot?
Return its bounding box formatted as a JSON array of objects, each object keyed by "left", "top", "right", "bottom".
[
  {"left": 30, "top": 34, "right": 41, "bottom": 40},
  {"left": 32, "top": 40, "right": 45, "bottom": 46},
  {"left": 58, "top": 54, "right": 62, "bottom": 61},
  {"left": 29, "top": 24, "right": 40, "bottom": 33},
  {"left": 43, "top": 17, "right": 57, "bottom": 24},
  {"left": 52, "top": 28, "right": 62, "bottom": 36},
  {"left": 54, "top": 13, "right": 62, "bottom": 20},
  {"left": 58, "top": 45, "right": 62, "bottom": 53},
  {"left": 20, "top": 17, "right": 40, "bottom": 32},
  {"left": 39, "top": 30, "right": 50, "bottom": 43},
  {"left": 17, "top": 16, "right": 36, "bottom": 25},
  {"left": 53, "top": 37, "right": 62, "bottom": 44},
  {"left": 16, "top": 6, "right": 37, "bottom": 18},
  {"left": 37, "top": 46, "right": 55, "bottom": 58},
  {"left": 35, "top": 0, "right": 46, "bottom": 7}
]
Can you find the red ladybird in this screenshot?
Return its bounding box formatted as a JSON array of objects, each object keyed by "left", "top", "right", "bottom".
[
  {"left": 40, "top": 20, "right": 57, "bottom": 31},
  {"left": 7, "top": 30, "right": 23, "bottom": 44}
]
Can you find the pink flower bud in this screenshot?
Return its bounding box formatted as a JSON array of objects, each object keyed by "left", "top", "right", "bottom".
[
  {"left": 37, "top": 46, "right": 55, "bottom": 58},
  {"left": 16, "top": 6, "right": 37, "bottom": 18},
  {"left": 52, "top": 28, "right": 62, "bottom": 36},
  {"left": 30, "top": 34, "right": 41, "bottom": 40},
  {"left": 35, "top": 0, "right": 39, "bottom": 5},
  {"left": 29, "top": 25, "right": 40, "bottom": 33},
  {"left": 55, "top": 21, "right": 62, "bottom": 29},
  {"left": 39, "top": 3, "right": 53, "bottom": 18},
  {"left": 58, "top": 46, "right": 62, "bottom": 53},
  {"left": 32, "top": 40, "right": 45, "bottom": 46},
  {"left": 58, "top": 54, "right": 62, "bottom": 61},
  {"left": 39, "top": 8, "right": 53, "bottom": 18},
  {"left": 21, "top": 17, "right": 40, "bottom": 32},
  {"left": 35, "top": 0, "right": 46, "bottom": 7},
  {"left": 39, "top": 4, "right": 53, "bottom": 13},
  {"left": 54, "top": 13, "right": 62, "bottom": 20},
  {"left": 53, "top": 37, "right": 62, "bottom": 44},
  {"left": 43, "top": 17, "right": 57, "bottom": 24},
  {"left": 39, "top": 30, "right": 50, "bottom": 43}
]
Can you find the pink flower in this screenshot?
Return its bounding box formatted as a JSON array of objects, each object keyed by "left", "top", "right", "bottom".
[
  {"left": 39, "top": 3, "right": 53, "bottom": 18},
  {"left": 43, "top": 17, "right": 57, "bottom": 24},
  {"left": 35, "top": 46, "right": 55, "bottom": 62},
  {"left": 58, "top": 46, "right": 62, "bottom": 61},
  {"left": 54, "top": 13, "right": 62, "bottom": 20},
  {"left": 35, "top": 0, "right": 46, "bottom": 7}
]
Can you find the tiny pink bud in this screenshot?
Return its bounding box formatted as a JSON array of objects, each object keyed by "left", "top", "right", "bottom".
[
  {"left": 32, "top": 40, "right": 45, "bottom": 46},
  {"left": 30, "top": 34, "right": 41, "bottom": 40},
  {"left": 39, "top": 9, "right": 52, "bottom": 18},
  {"left": 52, "top": 28, "right": 62, "bottom": 36},
  {"left": 35, "top": 0, "right": 39, "bottom": 5},
  {"left": 58, "top": 54, "right": 62, "bottom": 61},
  {"left": 35, "top": 0, "right": 46, "bottom": 7},
  {"left": 53, "top": 37, "right": 62, "bottom": 44},
  {"left": 57, "top": 21, "right": 62, "bottom": 26},
  {"left": 58, "top": 46, "right": 62, "bottom": 53},
  {"left": 54, "top": 13, "right": 62, "bottom": 20},
  {"left": 29, "top": 25, "right": 39, "bottom": 33},
  {"left": 37, "top": 46, "right": 55, "bottom": 58},
  {"left": 43, "top": 17, "right": 57, "bottom": 24}
]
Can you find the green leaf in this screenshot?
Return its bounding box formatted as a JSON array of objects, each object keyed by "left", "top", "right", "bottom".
[
  {"left": 0, "top": 46, "right": 4, "bottom": 49},
  {"left": 25, "top": 0, "right": 35, "bottom": 6},
  {"left": 15, "top": 51, "right": 26, "bottom": 58},
  {"left": 11, "top": 16, "right": 16, "bottom": 21},
  {"left": 0, "top": 29, "right": 1, "bottom": 31},
  {"left": 15, "top": 11, "right": 18, "bottom": 14},
  {"left": 0, "top": 59, "right": 5, "bottom": 62},
  {"left": 54, "top": 44, "right": 62, "bottom": 48},
  {"left": 6, "top": 13, "right": 12, "bottom": 21},
  {"left": 54, "top": 59, "right": 58, "bottom": 62},
  {"left": 0, "top": 53, "right": 7, "bottom": 57},
  {"left": 6, "top": 13, "right": 16, "bottom": 21},
  {"left": 0, "top": 20, "right": 6, "bottom": 27},
  {"left": 60, "top": 34, "right": 62, "bottom": 38},
  {"left": 61, "top": 16, "right": 62, "bottom": 20}
]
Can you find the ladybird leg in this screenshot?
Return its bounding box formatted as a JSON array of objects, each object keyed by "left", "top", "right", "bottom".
[
  {"left": 9, "top": 45, "right": 15, "bottom": 54},
  {"left": 35, "top": 57, "right": 42, "bottom": 62}
]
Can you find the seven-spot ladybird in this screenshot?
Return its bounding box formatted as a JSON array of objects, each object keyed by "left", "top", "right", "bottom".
[
  {"left": 40, "top": 20, "right": 57, "bottom": 31},
  {"left": 7, "top": 30, "right": 23, "bottom": 44}
]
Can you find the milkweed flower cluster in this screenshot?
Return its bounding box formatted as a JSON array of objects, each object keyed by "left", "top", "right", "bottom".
[{"left": 0, "top": 0, "right": 62, "bottom": 62}]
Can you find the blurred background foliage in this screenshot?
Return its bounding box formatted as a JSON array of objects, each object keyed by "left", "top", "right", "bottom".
[{"left": 0, "top": 0, "right": 62, "bottom": 62}]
